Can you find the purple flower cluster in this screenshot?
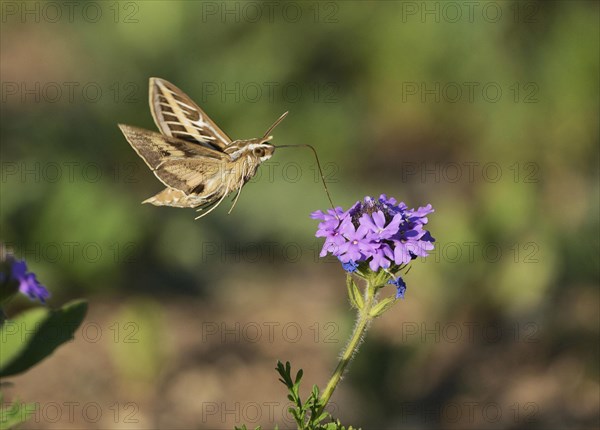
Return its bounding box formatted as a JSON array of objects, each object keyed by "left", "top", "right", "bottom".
[
  {"left": 1, "top": 255, "right": 50, "bottom": 303},
  {"left": 311, "top": 195, "right": 435, "bottom": 273}
]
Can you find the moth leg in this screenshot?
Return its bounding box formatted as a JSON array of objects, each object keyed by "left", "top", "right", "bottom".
[
  {"left": 194, "top": 176, "right": 233, "bottom": 220},
  {"left": 227, "top": 187, "right": 243, "bottom": 215},
  {"left": 227, "top": 163, "right": 246, "bottom": 215}
]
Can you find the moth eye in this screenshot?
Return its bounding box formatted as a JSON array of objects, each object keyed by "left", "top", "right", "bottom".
[{"left": 253, "top": 147, "right": 265, "bottom": 157}]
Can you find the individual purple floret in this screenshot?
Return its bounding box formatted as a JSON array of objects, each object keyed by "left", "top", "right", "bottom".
[{"left": 1, "top": 254, "right": 50, "bottom": 304}]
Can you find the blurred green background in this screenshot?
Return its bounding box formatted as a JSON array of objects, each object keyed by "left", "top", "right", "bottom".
[{"left": 1, "top": 1, "right": 598, "bottom": 429}]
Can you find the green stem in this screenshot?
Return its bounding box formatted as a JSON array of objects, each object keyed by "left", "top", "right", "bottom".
[{"left": 318, "top": 279, "right": 377, "bottom": 415}]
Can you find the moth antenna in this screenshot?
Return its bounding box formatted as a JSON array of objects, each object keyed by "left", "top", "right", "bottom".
[
  {"left": 262, "top": 111, "right": 289, "bottom": 139},
  {"left": 277, "top": 144, "right": 338, "bottom": 218}
]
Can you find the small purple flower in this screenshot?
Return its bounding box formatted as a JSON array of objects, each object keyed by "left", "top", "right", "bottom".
[
  {"left": 2, "top": 255, "right": 50, "bottom": 304},
  {"left": 338, "top": 221, "right": 372, "bottom": 263},
  {"left": 391, "top": 241, "right": 413, "bottom": 265},
  {"left": 368, "top": 246, "right": 391, "bottom": 271},
  {"left": 389, "top": 277, "right": 407, "bottom": 299},
  {"left": 311, "top": 207, "right": 347, "bottom": 257},
  {"left": 359, "top": 211, "right": 402, "bottom": 240},
  {"left": 341, "top": 260, "right": 358, "bottom": 273}
]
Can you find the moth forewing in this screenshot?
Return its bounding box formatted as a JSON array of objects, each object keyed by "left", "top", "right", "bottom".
[{"left": 149, "top": 77, "right": 232, "bottom": 150}]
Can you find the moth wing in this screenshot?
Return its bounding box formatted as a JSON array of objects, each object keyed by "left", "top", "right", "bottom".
[
  {"left": 154, "top": 158, "right": 228, "bottom": 195},
  {"left": 149, "top": 77, "right": 233, "bottom": 151},
  {"left": 119, "top": 124, "right": 229, "bottom": 191},
  {"left": 119, "top": 124, "right": 227, "bottom": 167}
]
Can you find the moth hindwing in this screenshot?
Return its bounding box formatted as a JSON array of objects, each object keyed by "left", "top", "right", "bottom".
[{"left": 119, "top": 77, "right": 288, "bottom": 219}]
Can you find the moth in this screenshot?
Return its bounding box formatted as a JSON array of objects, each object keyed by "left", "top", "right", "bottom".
[{"left": 119, "top": 78, "right": 288, "bottom": 219}]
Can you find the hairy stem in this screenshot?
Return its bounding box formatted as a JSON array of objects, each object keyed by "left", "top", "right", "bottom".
[{"left": 317, "top": 279, "right": 377, "bottom": 416}]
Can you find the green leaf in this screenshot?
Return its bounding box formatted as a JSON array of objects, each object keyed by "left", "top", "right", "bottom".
[
  {"left": 369, "top": 296, "right": 397, "bottom": 318},
  {"left": 295, "top": 368, "right": 303, "bottom": 386},
  {"left": 0, "top": 300, "right": 88, "bottom": 377},
  {"left": 276, "top": 361, "right": 294, "bottom": 389},
  {"left": 311, "top": 384, "right": 320, "bottom": 398},
  {"left": 0, "top": 393, "right": 36, "bottom": 430},
  {"left": 345, "top": 275, "right": 363, "bottom": 310}
]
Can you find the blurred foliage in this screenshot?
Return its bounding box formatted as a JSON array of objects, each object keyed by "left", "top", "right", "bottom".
[
  {"left": 0, "top": 391, "right": 35, "bottom": 430},
  {"left": 0, "top": 300, "right": 88, "bottom": 377},
  {"left": 0, "top": 1, "right": 598, "bottom": 429},
  {"left": 108, "top": 299, "right": 166, "bottom": 384}
]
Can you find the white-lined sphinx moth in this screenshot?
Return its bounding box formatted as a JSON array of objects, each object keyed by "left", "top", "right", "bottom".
[{"left": 119, "top": 78, "right": 288, "bottom": 219}]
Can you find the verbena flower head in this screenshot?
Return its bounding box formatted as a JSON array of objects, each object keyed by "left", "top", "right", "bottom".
[
  {"left": 312, "top": 195, "right": 435, "bottom": 297},
  {"left": 1, "top": 247, "right": 50, "bottom": 304}
]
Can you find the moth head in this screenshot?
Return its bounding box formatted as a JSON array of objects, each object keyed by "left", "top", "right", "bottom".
[{"left": 249, "top": 140, "right": 275, "bottom": 162}]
